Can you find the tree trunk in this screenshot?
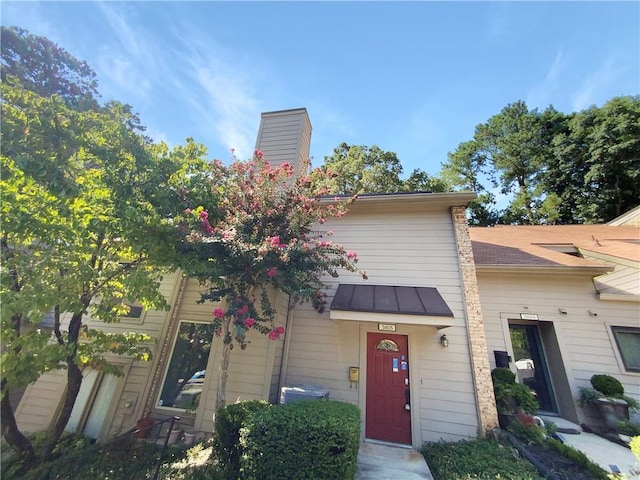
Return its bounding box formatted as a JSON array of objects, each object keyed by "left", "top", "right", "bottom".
[
  {"left": 1, "top": 379, "right": 37, "bottom": 471},
  {"left": 38, "top": 311, "right": 84, "bottom": 462},
  {"left": 216, "top": 341, "right": 232, "bottom": 411}
]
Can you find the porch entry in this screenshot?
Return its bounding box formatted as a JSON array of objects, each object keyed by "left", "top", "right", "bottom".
[
  {"left": 509, "top": 323, "right": 557, "bottom": 413},
  {"left": 366, "top": 332, "right": 412, "bottom": 444}
]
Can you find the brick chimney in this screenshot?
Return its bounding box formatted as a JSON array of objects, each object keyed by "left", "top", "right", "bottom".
[{"left": 254, "top": 108, "right": 312, "bottom": 173}]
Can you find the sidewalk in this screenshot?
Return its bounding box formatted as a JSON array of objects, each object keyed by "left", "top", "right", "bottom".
[
  {"left": 541, "top": 416, "right": 639, "bottom": 478},
  {"left": 355, "top": 442, "right": 433, "bottom": 480}
]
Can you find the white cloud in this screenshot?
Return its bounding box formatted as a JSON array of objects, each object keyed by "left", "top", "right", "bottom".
[
  {"left": 93, "top": 3, "right": 162, "bottom": 102},
  {"left": 526, "top": 49, "right": 565, "bottom": 109},
  {"left": 166, "top": 27, "right": 264, "bottom": 161},
  {"left": 571, "top": 58, "right": 617, "bottom": 111}
]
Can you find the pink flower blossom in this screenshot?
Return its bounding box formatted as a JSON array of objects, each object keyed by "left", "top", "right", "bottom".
[
  {"left": 254, "top": 149, "right": 264, "bottom": 159},
  {"left": 215, "top": 329, "right": 222, "bottom": 337},
  {"left": 268, "top": 325, "right": 285, "bottom": 340},
  {"left": 346, "top": 251, "right": 358, "bottom": 260},
  {"left": 270, "top": 236, "right": 281, "bottom": 247},
  {"left": 200, "top": 211, "right": 208, "bottom": 220},
  {"left": 213, "top": 308, "right": 225, "bottom": 319},
  {"left": 244, "top": 318, "right": 255, "bottom": 328},
  {"left": 184, "top": 208, "right": 192, "bottom": 214},
  {"left": 266, "top": 268, "right": 276, "bottom": 278},
  {"left": 237, "top": 305, "right": 249, "bottom": 316}
]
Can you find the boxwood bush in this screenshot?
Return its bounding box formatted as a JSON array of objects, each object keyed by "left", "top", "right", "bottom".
[
  {"left": 241, "top": 400, "right": 360, "bottom": 480},
  {"left": 213, "top": 399, "right": 272, "bottom": 479}
]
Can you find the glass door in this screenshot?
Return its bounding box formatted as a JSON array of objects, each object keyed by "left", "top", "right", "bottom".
[{"left": 509, "top": 324, "right": 557, "bottom": 413}]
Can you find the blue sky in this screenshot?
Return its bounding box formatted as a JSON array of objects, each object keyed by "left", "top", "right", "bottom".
[{"left": 2, "top": 1, "right": 639, "bottom": 177}]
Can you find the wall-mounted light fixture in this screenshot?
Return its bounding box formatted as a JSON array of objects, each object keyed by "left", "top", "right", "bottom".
[
  {"left": 588, "top": 310, "right": 598, "bottom": 317},
  {"left": 440, "top": 334, "right": 449, "bottom": 348},
  {"left": 558, "top": 308, "right": 567, "bottom": 315}
]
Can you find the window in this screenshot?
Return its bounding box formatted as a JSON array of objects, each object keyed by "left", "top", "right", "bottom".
[
  {"left": 121, "top": 300, "right": 144, "bottom": 319},
  {"left": 157, "top": 321, "right": 217, "bottom": 410},
  {"left": 611, "top": 326, "right": 640, "bottom": 373}
]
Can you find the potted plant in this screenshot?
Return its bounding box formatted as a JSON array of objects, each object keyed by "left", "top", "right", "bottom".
[
  {"left": 491, "top": 367, "right": 539, "bottom": 429},
  {"left": 579, "top": 374, "right": 639, "bottom": 429},
  {"left": 134, "top": 413, "right": 155, "bottom": 439}
]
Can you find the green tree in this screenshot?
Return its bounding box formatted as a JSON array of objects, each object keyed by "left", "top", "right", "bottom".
[
  {"left": 402, "top": 168, "right": 450, "bottom": 193},
  {"left": 443, "top": 102, "right": 568, "bottom": 225},
  {"left": 174, "top": 152, "right": 367, "bottom": 410},
  {"left": 314, "top": 143, "right": 405, "bottom": 194},
  {"left": 1, "top": 26, "right": 99, "bottom": 111},
  {"left": 1, "top": 39, "right": 211, "bottom": 470},
  {"left": 440, "top": 140, "right": 500, "bottom": 226},
  {"left": 545, "top": 96, "right": 640, "bottom": 223}
]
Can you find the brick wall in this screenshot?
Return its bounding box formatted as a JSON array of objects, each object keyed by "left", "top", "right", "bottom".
[{"left": 451, "top": 206, "right": 498, "bottom": 434}]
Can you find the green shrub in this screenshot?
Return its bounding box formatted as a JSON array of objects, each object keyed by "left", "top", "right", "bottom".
[
  {"left": 507, "top": 419, "right": 546, "bottom": 444},
  {"left": 590, "top": 374, "right": 624, "bottom": 397},
  {"left": 421, "top": 438, "right": 544, "bottom": 479},
  {"left": 491, "top": 367, "right": 516, "bottom": 385},
  {"left": 212, "top": 400, "right": 271, "bottom": 479},
  {"left": 493, "top": 382, "right": 539, "bottom": 414},
  {"left": 545, "top": 438, "right": 610, "bottom": 480},
  {"left": 241, "top": 400, "right": 360, "bottom": 480},
  {"left": 617, "top": 420, "right": 640, "bottom": 437}
]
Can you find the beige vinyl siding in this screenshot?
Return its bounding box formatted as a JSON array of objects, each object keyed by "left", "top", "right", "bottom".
[
  {"left": 15, "top": 370, "right": 67, "bottom": 433},
  {"left": 283, "top": 204, "right": 480, "bottom": 444},
  {"left": 14, "top": 270, "right": 183, "bottom": 436},
  {"left": 478, "top": 271, "right": 640, "bottom": 424},
  {"left": 254, "top": 109, "right": 311, "bottom": 172}
]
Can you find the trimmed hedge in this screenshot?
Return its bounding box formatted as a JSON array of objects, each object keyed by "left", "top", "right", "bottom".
[
  {"left": 213, "top": 400, "right": 272, "bottom": 479},
  {"left": 241, "top": 400, "right": 360, "bottom": 480}
]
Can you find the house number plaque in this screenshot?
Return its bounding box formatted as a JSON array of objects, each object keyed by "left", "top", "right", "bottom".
[{"left": 378, "top": 323, "right": 396, "bottom": 332}]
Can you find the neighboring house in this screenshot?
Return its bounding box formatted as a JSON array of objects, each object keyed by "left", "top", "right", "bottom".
[
  {"left": 470, "top": 219, "right": 640, "bottom": 426},
  {"left": 14, "top": 108, "right": 639, "bottom": 450}
]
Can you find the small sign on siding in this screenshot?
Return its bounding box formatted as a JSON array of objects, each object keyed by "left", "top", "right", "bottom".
[{"left": 378, "top": 323, "right": 396, "bottom": 332}]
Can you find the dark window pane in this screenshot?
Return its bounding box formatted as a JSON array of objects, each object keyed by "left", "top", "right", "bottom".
[
  {"left": 612, "top": 326, "right": 640, "bottom": 372},
  {"left": 158, "top": 322, "right": 216, "bottom": 409}
]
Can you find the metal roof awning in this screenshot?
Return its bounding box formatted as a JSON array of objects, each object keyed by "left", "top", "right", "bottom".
[{"left": 329, "top": 284, "right": 455, "bottom": 328}]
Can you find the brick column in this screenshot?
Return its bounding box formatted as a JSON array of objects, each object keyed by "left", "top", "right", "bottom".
[{"left": 451, "top": 206, "right": 498, "bottom": 434}]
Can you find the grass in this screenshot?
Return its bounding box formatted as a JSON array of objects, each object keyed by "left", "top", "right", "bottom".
[{"left": 421, "top": 438, "right": 546, "bottom": 480}]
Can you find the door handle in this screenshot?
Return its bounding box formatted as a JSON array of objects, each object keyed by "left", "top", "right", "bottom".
[{"left": 404, "top": 387, "right": 411, "bottom": 411}]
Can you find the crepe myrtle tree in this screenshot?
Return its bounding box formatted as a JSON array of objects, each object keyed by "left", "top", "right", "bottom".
[{"left": 175, "top": 150, "right": 367, "bottom": 410}]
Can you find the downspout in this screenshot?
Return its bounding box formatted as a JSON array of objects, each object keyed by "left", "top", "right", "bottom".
[{"left": 277, "top": 294, "right": 295, "bottom": 403}]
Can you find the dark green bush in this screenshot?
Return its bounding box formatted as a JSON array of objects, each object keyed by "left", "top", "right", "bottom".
[
  {"left": 590, "top": 374, "right": 624, "bottom": 397},
  {"left": 617, "top": 419, "right": 640, "bottom": 437},
  {"left": 241, "top": 400, "right": 360, "bottom": 480},
  {"left": 213, "top": 399, "right": 271, "bottom": 479},
  {"left": 507, "top": 419, "right": 546, "bottom": 444},
  {"left": 493, "top": 382, "right": 539, "bottom": 414},
  {"left": 491, "top": 367, "right": 516, "bottom": 385},
  {"left": 421, "top": 438, "right": 544, "bottom": 479}
]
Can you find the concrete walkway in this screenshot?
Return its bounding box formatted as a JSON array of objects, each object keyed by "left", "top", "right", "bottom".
[
  {"left": 354, "top": 419, "right": 639, "bottom": 480},
  {"left": 541, "top": 416, "right": 639, "bottom": 478},
  {"left": 355, "top": 442, "right": 433, "bottom": 480}
]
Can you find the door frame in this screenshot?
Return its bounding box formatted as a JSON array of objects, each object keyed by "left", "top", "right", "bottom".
[{"left": 358, "top": 323, "right": 420, "bottom": 447}]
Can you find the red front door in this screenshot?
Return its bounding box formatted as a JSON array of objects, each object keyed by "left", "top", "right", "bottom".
[{"left": 366, "top": 332, "right": 411, "bottom": 444}]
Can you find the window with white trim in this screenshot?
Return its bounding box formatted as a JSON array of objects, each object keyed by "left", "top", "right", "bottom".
[{"left": 611, "top": 326, "right": 640, "bottom": 373}]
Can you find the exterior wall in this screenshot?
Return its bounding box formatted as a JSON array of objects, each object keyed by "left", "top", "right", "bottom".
[
  {"left": 283, "top": 201, "right": 482, "bottom": 445},
  {"left": 15, "top": 269, "right": 183, "bottom": 437},
  {"left": 478, "top": 270, "right": 640, "bottom": 425},
  {"left": 580, "top": 251, "right": 640, "bottom": 296},
  {"left": 254, "top": 108, "right": 311, "bottom": 172},
  {"left": 451, "top": 207, "right": 498, "bottom": 434}
]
